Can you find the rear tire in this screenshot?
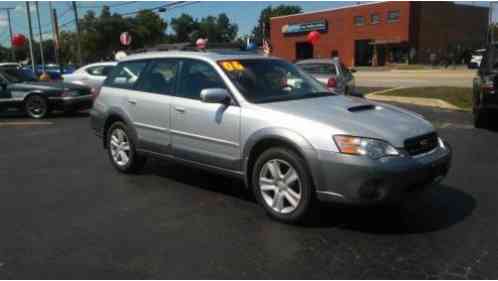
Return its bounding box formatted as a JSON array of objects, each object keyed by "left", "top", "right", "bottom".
[
  {"left": 251, "top": 147, "right": 315, "bottom": 223},
  {"left": 25, "top": 95, "right": 49, "bottom": 119},
  {"left": 106, "top": 122, "right": 146, "bottom": 173}
]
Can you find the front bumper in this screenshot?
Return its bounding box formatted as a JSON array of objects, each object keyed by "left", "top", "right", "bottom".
[
  {"left": 314, "top": 142, "right": 452, "bottom": 205},
  {"left": 49, "top": 95, "right": 94, "bottom": 112}
]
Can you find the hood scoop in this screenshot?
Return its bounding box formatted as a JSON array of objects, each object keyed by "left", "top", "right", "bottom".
[{"left": 347, "top": 104, "right": 377, "bottom": 113}]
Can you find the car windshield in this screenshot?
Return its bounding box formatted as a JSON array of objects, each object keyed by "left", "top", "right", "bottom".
[
  {"left": 219, "top": 59, "right": 332, "bottom": 103},
  {"left": 0, "top": 68, "right": 37, "bottom": 83}
]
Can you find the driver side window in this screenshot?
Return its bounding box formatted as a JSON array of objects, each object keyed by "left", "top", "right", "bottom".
[{"left": 178, "top": 59, "right": 227, "bottom": 100}]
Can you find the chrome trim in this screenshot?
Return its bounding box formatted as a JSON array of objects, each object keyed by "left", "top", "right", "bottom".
[
  {"left": 316, "top": 190, "right": 345, "bottom": 198},
  {"left": 134, "top": 122, "right": 169, "bottom": 133},
  {"left": 48, "top": 95, "right": 93, "bottom": 101},
  {"left": 0, "top": 98, "right": 23, "bottom": 102},
  {"left": 170, "top": 129, "right": 239, "bottom": 147}
]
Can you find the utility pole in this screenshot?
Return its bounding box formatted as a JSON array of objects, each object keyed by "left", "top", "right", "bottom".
[
  {"left": 72, "top": 1, "right": 83, "bottom": 66},
  {"left": 26, "top": 2, "right": 36, "bottom": 72},
  {"left": 49, "top": 1, "right": 62, "bottom": 72},
  {"left": 0, "top": 8, "right": 16, "bottom": 61},
  {"left": 35, "top": 2, "right": 45, "bottom": 72}
]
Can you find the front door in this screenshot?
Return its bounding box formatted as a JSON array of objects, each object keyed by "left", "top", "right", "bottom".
[{"left": 171, "top": 59, "right": 241, "bottom": 171}]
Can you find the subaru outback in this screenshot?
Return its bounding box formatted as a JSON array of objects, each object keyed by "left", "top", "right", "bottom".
[{"left": 90, "top": 51, "right": 452, "bottom": 223}]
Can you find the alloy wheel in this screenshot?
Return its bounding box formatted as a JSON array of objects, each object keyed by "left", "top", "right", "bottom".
[
  {"left": 109, "top": 128, "right": 131, "bottom": 167},
  {"left": 26, "top": 96, "right": 47, "bottom": 118},
  {"left": 259, "top": 159, "right": 302, "bottom": 214}
]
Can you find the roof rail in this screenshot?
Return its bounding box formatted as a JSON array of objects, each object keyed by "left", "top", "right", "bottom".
[{"left": 130, "top": 42, "right": 247, "bottom": 54}]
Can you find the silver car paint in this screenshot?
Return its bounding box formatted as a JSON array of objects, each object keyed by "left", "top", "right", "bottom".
[
  {"left": 296, "top": 59, "right": 355, "bottom": 95},
  {"left": 92, "top": 51, "right": 450, "bottom": 203}
]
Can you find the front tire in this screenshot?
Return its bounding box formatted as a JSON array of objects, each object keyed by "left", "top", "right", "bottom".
[
  {"left": 251, "top": 147, "right": 314, "bottom": 223},
  {"left": 106, "top": 122, "right": 146, "bottom": 173},
  {"left": 25, "top": 95, "right": 49, "bottom": 119}
]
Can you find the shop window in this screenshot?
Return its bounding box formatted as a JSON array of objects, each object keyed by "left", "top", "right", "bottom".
[
  {"left": 354, "top": 16, "right": 365, "bottom": 26},
  {"left": 370, "top": 13, "right": 380, "bottom": 24},
  {"left": 387, "top": 10, "right": 400, "bottom": 23}
]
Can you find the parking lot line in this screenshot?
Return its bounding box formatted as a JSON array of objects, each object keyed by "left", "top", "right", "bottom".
[{"left": 0, "top": 121, "right": 54, "bottom": 127}]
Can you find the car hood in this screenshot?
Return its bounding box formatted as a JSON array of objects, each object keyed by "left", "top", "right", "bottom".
[
  {"left": 256, "top": 95, "right": 435, "bottom": 147},
  {"left": 11, "top": 81, "right": 90, "bottom": 92}
]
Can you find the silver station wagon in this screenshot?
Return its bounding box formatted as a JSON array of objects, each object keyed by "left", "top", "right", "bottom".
[{"left": 90, "top": 50, "right": 452, "bottom": 223}]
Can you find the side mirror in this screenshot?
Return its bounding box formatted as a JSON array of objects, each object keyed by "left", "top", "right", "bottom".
[
  {"left": 350, "top": 68, "right": 357, "bottom": 73},
  {"left": 200, "top": 88, "right": 231, "bottom": 104}
]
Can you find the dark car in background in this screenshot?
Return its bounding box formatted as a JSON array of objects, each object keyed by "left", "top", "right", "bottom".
[
  {"left": 21, "top": 64, "right": 77, "bottom": 81},
  {"left": 473, "top": 45, "right": 498, "bottom": 128},
  {"left": 0, "top": 67, "right": 93, "bottom": 118},
  {"left": 296, "top": 58, "right": 356, "bottom": 96}
]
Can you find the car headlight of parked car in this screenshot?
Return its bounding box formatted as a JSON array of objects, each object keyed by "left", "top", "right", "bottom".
[{"left": 333, "top": 135, "right": 400, "bottom": 159}]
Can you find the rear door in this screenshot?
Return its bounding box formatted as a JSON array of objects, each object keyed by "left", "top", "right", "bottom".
[
  {"left": 129, "top": 59, "right": 179, "bottom": 155},
  {"left": 171, "top": 58, "right": 241, "bottom": 171}
]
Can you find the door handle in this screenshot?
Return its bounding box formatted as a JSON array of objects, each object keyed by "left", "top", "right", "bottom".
[
  {"left": 174, "top": 107, "right": 186, "bottom": 113},
  {"left": 128, "top": 99, "right": 137, "bottom": 105}
]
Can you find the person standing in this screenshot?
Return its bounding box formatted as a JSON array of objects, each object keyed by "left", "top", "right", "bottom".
[{"left": 409, "top": 47, "right": 416, "bottom": 64}]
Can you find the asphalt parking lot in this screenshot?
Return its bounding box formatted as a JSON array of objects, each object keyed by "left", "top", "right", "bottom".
[{"left": 0, "top": 103, "right": 497, "bottom": 279}]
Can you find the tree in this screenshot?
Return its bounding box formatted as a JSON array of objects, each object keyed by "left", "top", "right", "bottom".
[
  {"left": 130, "top": 10, "right": 167, "bottom": 49},
  {"left": 251, "top": 5, "right": 302, "bottom": 45},
  {"left": 170, "top": 14, "right": 198, "bottom": 43},
  {"left": 170, "top": 13, "right": 238, "bottom": 44}
]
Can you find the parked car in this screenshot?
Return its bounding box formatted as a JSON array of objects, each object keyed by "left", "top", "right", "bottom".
[
  {"left": 468, "top": 49, "right": 485, "bottom": 69},
  {"left": 63, "top": 62, "right": 117, "bottom": 90},
  {"left": 0, "top": 67, "right": 93, "bottom": 118},
  {"left": 473, "top": 45, "right": 498, "bottom": 128},
  {"left": 20, "top": 64, "right": 76, "bottom": 81},
  {"left": 296, "top": 58, "right": 356, "bottom": 96},
  {"left": 91, "top": 51, "right": 452, "bottom": 223}
]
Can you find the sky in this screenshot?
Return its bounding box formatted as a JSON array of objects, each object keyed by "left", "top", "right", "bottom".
[{"left": 0, "top": 1, "right": 490, "bottom": 48}]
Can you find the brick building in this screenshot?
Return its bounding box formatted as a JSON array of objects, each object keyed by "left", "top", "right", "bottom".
[{"left": 269, "top": 1, "right": 489, "bottom": 67}]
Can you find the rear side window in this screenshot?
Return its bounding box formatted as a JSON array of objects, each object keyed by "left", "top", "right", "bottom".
[
  {"left": 104, "top": 61, "right": 147, "bottom": 89},
  {"left": 178, "top": 59, "right": 226, "bottom": 100},
  {"left": 136, "top": 60, "right": 179, "bottom": 95},
  {"left": 86, "top": 66, "right": 106, "bottom": 76},
  {"left": 299, "top": 63, "right": 337, "bottom": 75}
]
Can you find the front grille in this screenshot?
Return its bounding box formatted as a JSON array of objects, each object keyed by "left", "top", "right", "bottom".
[{"left": 404, "top": 132, "right": 438, "bottom": 156}]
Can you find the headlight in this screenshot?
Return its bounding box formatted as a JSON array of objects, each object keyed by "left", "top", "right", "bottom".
[
  {"left": 438, "top": 137, "right": 446, "bottom": 149},
  {"left": 333, "top": 135, "right": 400, "bottom": 159}
]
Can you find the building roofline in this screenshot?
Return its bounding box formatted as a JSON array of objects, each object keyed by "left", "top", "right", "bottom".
[{"left": 270, "top": 1, "right": 387, "bottom": 21}]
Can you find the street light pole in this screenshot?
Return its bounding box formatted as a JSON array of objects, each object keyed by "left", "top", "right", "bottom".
[
  {"left": 0, "top": 8, "right": 16, "bottom": 61},
  {"left": 35, "top": 2, "right": 45, "bottom": 72},
  {"left": 26, "top": 2, "right": 36, "bottom": 72},
  {"left": 72, "top": 1, "right": 83, "bottom": 66}
]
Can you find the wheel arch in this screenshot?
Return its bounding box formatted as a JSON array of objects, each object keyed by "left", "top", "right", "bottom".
[
  {"left": 243, "top": 128, "right": 320, "bottom": 190},
  {"left": 102, "top": 107, "right": 138, "bottom": 149}
]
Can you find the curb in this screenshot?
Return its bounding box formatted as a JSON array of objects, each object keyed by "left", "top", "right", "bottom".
[{"left": 366, "top": 88, "right": 467, "bottom": 111}]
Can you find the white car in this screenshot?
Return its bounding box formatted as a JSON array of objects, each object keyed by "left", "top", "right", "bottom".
[{"left": 63, "top": 62, "right": 117, "bottom": 91}]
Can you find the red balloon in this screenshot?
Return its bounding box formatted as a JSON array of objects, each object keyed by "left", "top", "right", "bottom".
[
  {"left": 11, "top": 34, "right": 27, "bottom": 47},
  {"left": 307, "top": 31, "right": 320, "bottom": 45}
]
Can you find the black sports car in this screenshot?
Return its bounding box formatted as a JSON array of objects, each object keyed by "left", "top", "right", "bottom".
[{"left": 0, "top": 67, "right": 93, "bottom": 118}]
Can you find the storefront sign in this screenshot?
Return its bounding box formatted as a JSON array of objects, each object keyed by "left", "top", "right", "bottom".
[{"left": 281, "top": 20, "right": 328, "bottom": 35}]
